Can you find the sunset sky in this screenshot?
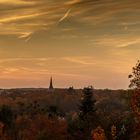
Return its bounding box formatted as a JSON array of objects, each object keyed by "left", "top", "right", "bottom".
[{"left": 0, "top": 0, "right": 140, "bottom": 89}]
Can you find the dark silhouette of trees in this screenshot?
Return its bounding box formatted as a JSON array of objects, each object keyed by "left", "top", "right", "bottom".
[
  {"left": 0, "top": 105, "right": 13, "bottom": 127},
  {"left": 129, "top": 60, "right": 140, "bottom": 89},
  {"left": 0, "top": 105, "right": 14, "bottom": 139},
  {"left": 129, "top": 60, "right": 140, "bottom": 139},
  {"left": 68, "top": 86, "right": 76, "bottom": 94},
  {"left": 79, "top": 86, "right": 96, "bottom": 119},
  {"left": 78, "top": 86, "right": 97, "bottom": 139},
  {"left": 68, "top": 86, "right": 97, "bottom": 140}
]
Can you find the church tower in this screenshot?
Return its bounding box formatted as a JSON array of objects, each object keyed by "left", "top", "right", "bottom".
[{"left": 49, "top": 77, "right": 54, "bottom": 90}]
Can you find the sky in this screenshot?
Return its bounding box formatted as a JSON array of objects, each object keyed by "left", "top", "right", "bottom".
[{"left": 0, "top": 0, "right": 140, "bottom": 89}]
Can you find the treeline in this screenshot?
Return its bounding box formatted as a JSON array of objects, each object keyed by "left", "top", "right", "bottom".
[
  {"left": 0, "top": 86, "right": 135, "bottom": 140},
  {"left": 0, "top": 61, "right": 139, "bottom": 140}
]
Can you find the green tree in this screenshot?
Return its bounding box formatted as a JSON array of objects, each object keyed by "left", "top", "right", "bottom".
[
  {"left": 79, "top": 86, "right": 96, "bottom": 119},
  {"left": 79, "top": 86, "right": 97, "bottom": 139},
  {"left": 0, "top": 105, "right": 13, "bottom": 127}
]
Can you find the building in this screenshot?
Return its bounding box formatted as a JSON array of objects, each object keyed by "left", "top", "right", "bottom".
[{"left": 49, "top": 77, "right": 54, "bottom": 92}]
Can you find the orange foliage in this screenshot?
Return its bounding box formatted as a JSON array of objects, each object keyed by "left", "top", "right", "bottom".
[
  {"left": 15, "top": 114, "right": 68, "bottom": 140},
  {"left": 131, "top": 89, "right": 140, "bottom": 132},
  {"left": 111, "top": 125, "right": 117, "bottom": 140},
  {"left": 91, "top": 126, "right": 107, "bottom": 140}
]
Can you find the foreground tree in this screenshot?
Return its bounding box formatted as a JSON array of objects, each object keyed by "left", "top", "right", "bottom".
[
  {"left": 0, "top": 105, "right": 14, "bottom": 140},
  {"left": 0, "top": 105, "right": 13, "bottom": 128},
  {"left": 67, "top": 86, "right": 98, "bottom": 140},
  {"left": 129, "top": 60, "right": 140, "bottom": 89},
  {"left": 79, "top": 86, "right": 96, "bottom": 119},
  {"left": 79, "top": 86, "right": 97, "bottom": 139},
  {"left": 129, "top": 60, "right": 140, "bottom": 138}
]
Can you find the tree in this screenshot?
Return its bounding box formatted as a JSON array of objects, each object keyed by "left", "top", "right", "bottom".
[
  {"left": 111, "top": 125, "right": 117, "bottom": 140},
  {"left": 67, "top": 86, "right": 98, "bottom": 140},
  {"left": 129, "top": 60, "right": 140, "bottom": 138},
  {"left": 79, "top": 86, "right": 96, "bottom": 119},
  {"left": 79, "top": 86, "right": 97, "bottom": 139},
  {"left": 91, "top": 126, "right": 107, "bottom": 140},
  {"left": 0, "top": 105, "right": 14, "bottom": 139},
  {"left": 0, "top": 105, "right": 13, "bottom": 127},
  {"left": 129, "top": 60, "right": 140, "bottom": 89}
]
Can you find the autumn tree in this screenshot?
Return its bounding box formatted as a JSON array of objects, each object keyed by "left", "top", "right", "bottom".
[
  {"left": 91, "top": 126, "right": 107, "bottom": 140},
  {"left": 129, "top": 60, "right": 140, "bottom": 89},
  {"left": 111, "top": 125, "right": 117, "bottom": 140},
  {"left": 129, "top": 60, "right": 140, "bottom": 138}
]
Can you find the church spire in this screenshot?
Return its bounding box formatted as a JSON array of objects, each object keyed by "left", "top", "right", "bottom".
[{"left": 49, "top": 77, "right": 53, "bottom": 90}]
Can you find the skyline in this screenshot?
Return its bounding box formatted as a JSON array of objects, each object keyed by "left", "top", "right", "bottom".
[{"left": 0, "top": 0, "right": 140, "bottom": 89}]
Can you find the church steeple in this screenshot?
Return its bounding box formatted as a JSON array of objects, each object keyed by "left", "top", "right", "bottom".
[{"left": 49, "top": 77, "right": 53, "bottom": 90}]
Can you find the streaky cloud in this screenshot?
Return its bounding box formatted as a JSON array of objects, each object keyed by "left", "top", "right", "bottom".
[{"left": 58, "top": 9, "right": 71, "bottom": 23}]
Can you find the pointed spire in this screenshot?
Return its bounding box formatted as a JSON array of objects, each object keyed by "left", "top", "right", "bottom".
[{"left": 49, "top": 77, "right": 53, "bottom": 90}]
